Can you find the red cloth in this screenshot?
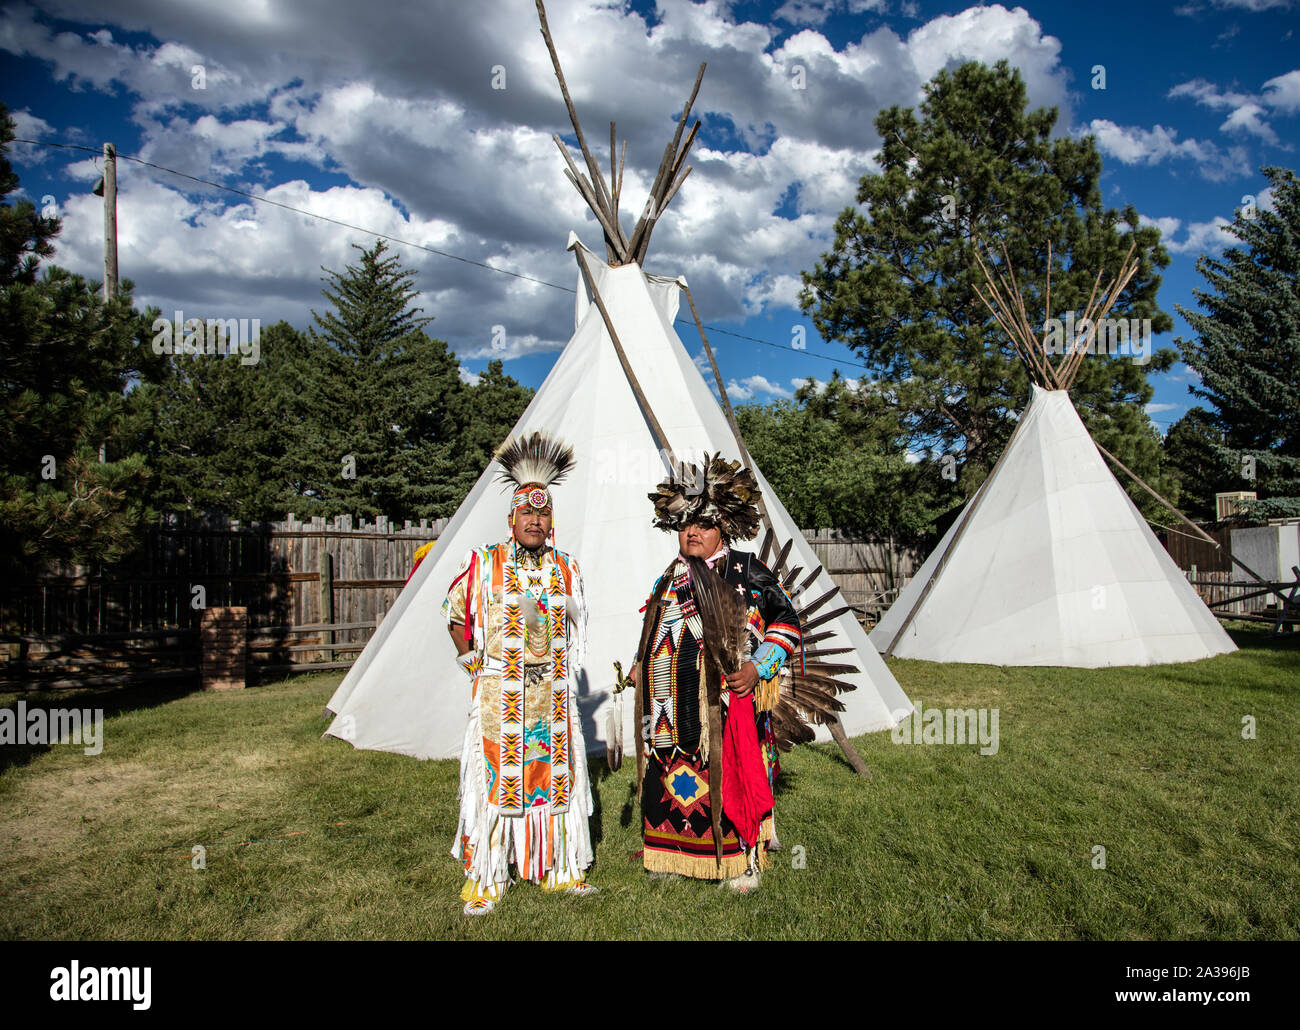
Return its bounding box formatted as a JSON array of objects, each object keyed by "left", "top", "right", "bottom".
[{"left": 721, "top": 691, "right": 774, "bottom": 848}]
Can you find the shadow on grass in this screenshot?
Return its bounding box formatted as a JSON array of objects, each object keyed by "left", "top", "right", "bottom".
[
  {"left": 586, "top": 757, "right": 606, "bottom": 848},
  {"left": 618, "top": 778, "right": 638, "bottom": 831},
  {"left": 0, "top": 679, "right": 199, "bottom": 776},
  {"left": 799, "top": 737, "right": 866, "bottom": 779},
  {"left": 1223, "top": 624, "right": 1300, "bottom": 690},
  {"left": 1225, "top": 623, "right": 1300, "bottom": 653}
]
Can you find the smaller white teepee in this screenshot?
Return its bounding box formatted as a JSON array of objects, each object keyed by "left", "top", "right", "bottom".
[
  {"left": 871, "top": 240, "right": 1236, "bottom": 668},
  {"left": 871, "top": 385, "right": 1236, "bottom": 667}
]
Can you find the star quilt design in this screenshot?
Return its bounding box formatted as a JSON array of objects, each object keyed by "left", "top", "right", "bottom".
[{"left": 663, "top": 762, "right": 708, "bottom": 812}]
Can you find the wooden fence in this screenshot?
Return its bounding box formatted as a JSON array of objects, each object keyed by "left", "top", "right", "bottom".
[
  {"left": 1155, "top": 518, "right": 1298, "bottom": 626},
  {"left": 801, "top": 529, "right": 924, "bottom": 622},
  {"left": 263, "top": 513, "right": 449, "bottom": 634},
  {"left": 1184, "top": 569, "right": 1300, "bottom": 630},
  {"left": 0, "top": 513, "right": 447, "bottom": 690},
  {"left": 1156, "top": 524, "right": 1232, "bottom": 572}
]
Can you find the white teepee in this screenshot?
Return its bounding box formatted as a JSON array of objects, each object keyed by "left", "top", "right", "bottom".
[
  {"left": 325, "top": 236, "right": 914, "bottom": 759},
  {"left": 871, "top": 384, "right": 1236, "bottom": 667},
  {"left": 872, "top": 240, "right": 1235, "bottom": 668}
]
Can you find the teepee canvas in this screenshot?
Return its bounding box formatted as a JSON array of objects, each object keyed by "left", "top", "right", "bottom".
[
  {"left": 871, "top": 242, "right": 1235, "bottom": 668},
  {"left": 326, "top": 7, "right": 912, "bottom": 761},
  {"left": 326, "top": 237, "right": 914, "bottom": 758},
  {"left": 870, "top": 384, "right": 1236, "bottom": 666}
]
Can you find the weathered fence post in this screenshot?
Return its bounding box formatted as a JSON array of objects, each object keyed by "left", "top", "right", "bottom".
[{"left": 319, "top": 550, "right": 334, "bottom": 663}]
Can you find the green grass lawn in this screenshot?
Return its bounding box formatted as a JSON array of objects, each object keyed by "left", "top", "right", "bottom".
[{"left": 2, "top": 625, "right": 1296, "bottom": 940}]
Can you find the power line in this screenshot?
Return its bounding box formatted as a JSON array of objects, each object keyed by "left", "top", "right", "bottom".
[
  {"left": 14, "top": 138, "right": 572, "bottom": 292},
  {"left": 14, "top": 136, "right": 873, "bottom": 372},
  {"left": 695, "top": 323, "right": 871, "bottom": 371}
]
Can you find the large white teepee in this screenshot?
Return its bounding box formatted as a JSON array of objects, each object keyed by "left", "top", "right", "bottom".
[
  {"left": 870, "top": 384, "right": 1236, "bottom": 667},
  {"left": 325, "top": 236, "right": 914, "bottom": 759}
]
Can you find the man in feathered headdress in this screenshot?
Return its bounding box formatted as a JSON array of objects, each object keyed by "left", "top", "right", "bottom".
[
  {"left": 442, "top": 431, "right": 596, "bottom": 915},
  {"left": 632, "top": 454, "right": 802, "bottom": 890}
]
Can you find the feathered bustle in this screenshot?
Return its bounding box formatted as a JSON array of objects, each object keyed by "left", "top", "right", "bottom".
[{"left": 755, "top": 533, "right": 858, "bottom": 753}]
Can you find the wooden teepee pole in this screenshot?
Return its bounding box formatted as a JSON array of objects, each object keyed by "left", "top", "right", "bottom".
[
  {"left": 1060, "top": 241, "right": 1139, "bottom": 389},
  {"left": 997, "top": 238, "right": 1056, "bottom": 387},
  {"left": 573, "top": 244, "right": 677, "bottom": 468},
  {"left": 536, "top": 0, "right": 703, "bottom": 266},
  {"left": 628, "top": 62, "right": 705, "bottom": 264},
  {"left": 680, "top": 285, "right": 765, "bottom": 516},
  {"left": 1093, "top": 440, "right": 1292, "bottom": 607},
  {"left": 973, "top": 245, "right": 1056, "bottom": 389},
  {"left": 536, "top": 0, "right": 628, "bottom": 263},
  {"left": 681, "top": 283, "right": 874, "bottom": 778}
]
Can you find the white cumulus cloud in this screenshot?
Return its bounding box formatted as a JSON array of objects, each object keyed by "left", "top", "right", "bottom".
[
  {"left": 1082, "top": 119, "right": 1250, "bottom": 181},
  {"left": 725, "top": 374, "right": 793, "bottom": 401},
  {"left": 1262, "top": 69, "right": 1300, "bottom": 112},
  {"left": 1168, "top": 70, "right": 1300, "bottom": 145},
  {"left": 1167, "top": 217, "right": 1237, "bottom": 256},
  {"left": 1, "top": 0, "right": 1082, "bottom": 363}
]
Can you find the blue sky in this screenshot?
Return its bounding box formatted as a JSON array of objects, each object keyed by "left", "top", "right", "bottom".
[{"left": 2, "top": 0, "right": 1298, "bottom": 436}]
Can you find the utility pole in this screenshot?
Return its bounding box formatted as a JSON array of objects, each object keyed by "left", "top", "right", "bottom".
[
  {"left": 102, "top": 142, "right": 117, "bottom": 300},
  {"left": 96, "top": 143, "right": 117, "bottom": 464}
]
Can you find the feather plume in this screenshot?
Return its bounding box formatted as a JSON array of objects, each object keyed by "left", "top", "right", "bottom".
[
  {"left": 685, "top": 556, "right": 748, "bottom": 675},
  {"left": 802, "top": 605, "right": 853, "bottom": 632},
  {"left": 494, "top": 431, "right": 576, "bottom": 490},
  {"left": 604, "top": 705, "right": 623, "bottom": 772},
  {"left": 772, "top": 537, "right": 794, "bottom": 577},
  {"left": 648, "top": 453, "right": 761, "bottom": 540},
  {"left": 801, "top": 646, "right": 854, "bottom": 660}
]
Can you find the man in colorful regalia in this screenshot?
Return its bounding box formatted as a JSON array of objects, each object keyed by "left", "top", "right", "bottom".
[
  {"left": 443, "top": 431, "right": 596, "bottom": 915},
  {"left": 633, "top": 454, "right": 801, "bottom": 891}
]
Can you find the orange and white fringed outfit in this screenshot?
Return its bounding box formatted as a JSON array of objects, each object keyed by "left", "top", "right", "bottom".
[{"left": 443, "top": 541, "right": 593, "bottom": 900}]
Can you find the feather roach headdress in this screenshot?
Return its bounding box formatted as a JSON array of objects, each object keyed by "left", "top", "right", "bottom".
[
  {"left": 495, "top": 431, "right": 576, "bottom": 513},
  {"left": 648, "top": 453, "right": 761, "bottom": 540}
]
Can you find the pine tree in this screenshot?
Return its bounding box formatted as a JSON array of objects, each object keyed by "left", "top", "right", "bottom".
[
  {"left": 800, "top": 61, "right": 1177, "bottom": 513},
  {"left": 1176, "top": 166, "right": 1299, "bottom": 518},
  {"left": 292, "top": 240, "right": 468, "bottom": 521},
  {"left": 0, "top": 102, "right": 59, "bottom": 284},
  {"left": 0, "top": 108, "right": 167, "bottom": 579},
  {"left": 456, "top": 359, "right": 533, "bottom": 482},
  {"left": 133, "top": 320, "right": 314, "bottom": 521},
  {"left": 1162, "top": 408, "right": 1240, "bottom": 522},
  {"left": 133, "top": 248, "right": 533, "bottom": 527},
  {"left": 736, "top": 374, "right": 940, "bottom": 537}
]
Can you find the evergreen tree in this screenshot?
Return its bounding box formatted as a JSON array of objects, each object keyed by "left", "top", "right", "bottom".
[
  {"left": 0, "top": 108, "right": 167, "bottom": 578},
  {"left": 456, "top": 360, "right": 533, "bottom": 488},
  {"left": 1162, "top": 408, "right": 1241, "bottom": 522},
  {"left": 0, "top": 102, "right": 59, "bottom": 284},
  {"left": 736, "top": 374, "right": 943, "bottom": 537},
  {"left": 135, "top": 249, "right": 532, "bottom": 527},
  {"left": 800, "top": 61, "right": 1177, "bottom": 514},
  {"left": 1175, "top": 166, "right": 1300, "bottom": 518},
  {"left": 292, "top": 240, "right": 469, "bottom": 521},
  {"left": 134, "top": 320, "right": 313, "bottom": 521}
]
